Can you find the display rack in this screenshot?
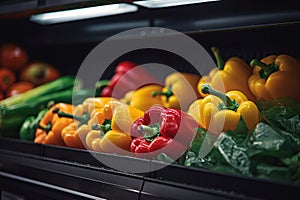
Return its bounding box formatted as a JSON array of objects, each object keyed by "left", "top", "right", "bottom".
[{"left": 1, "top": 1, "right": 300, "bottom": 199}]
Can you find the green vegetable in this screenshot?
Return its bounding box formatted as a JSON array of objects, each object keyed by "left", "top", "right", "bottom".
[
  {"left": 184, "top": 97, "right": 300, "bottom": 184},
  {"left": 95, "top": 79, "right": 110, "bottom": 97},
  {"left": 19, "top": 109, "right": 48, "bottom": 141},
  {"left": 0, "top": 76, "right": 79, "bottom": 107},
  {"left": 248, "top": 123, "right": 294, "bottom": 158},
  {"left": 0, "top": 88, "right": 94, "bottom": 138}
]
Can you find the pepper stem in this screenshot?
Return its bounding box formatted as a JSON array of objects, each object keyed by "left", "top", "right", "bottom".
[
  {"left": 37, "top": 122, "right": 52, "bottom": 133},
  {"left": 138, "top": 125, "right": 160, "bottom": 142},
  {"left": 250, "top": 59, "right": 279, "bottom": 80},
  {"left": 211, "top": 47, "right": 225, "bottom": 70},
  {"left": 152, "top": 87, "right": 173, "bottom": 102},
  {"left": 92, "top": 123, "right": 111, "bottom": 133},
  {"left": 52, "top": 107, "right": 89, "bottom": 124},
  {"left": 201, "top": 84, "right": 239, "bottom": 111}
]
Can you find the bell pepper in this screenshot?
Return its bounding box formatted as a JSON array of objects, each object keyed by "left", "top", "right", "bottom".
[
  {"left": 152, "top": 72, "right": 201, "bottom": 111},
  {"left": 60, "top": 122, "right": 91, "bottom": 149},
  {"left": 197, "top": 47, "right": 255, "bottom": 101},
  {"left": 19, "top": 108, "right": 48, "bottom": 141},
  {"left": 85, "top": 102, "right": 143, "bottom": 154},
  {"left": 188, "top": 84, "right": 259, "bottom": 134},
  {"left": 100, "top": 61, "right": 159, "bottom": 99},
  {"left": 249, "top": 54, "right": 300, "bottom": 101},
  {"left": 54, "top": 98, "right": 115, "bottom": 149},
  {"left": 130, "top": 105, "right": 198, "bottom": 160},
  {"left": 34, "top": 103, "right": 74, "bottom": 146},
  {"left": 121, "top": 84, "right": 163, "bottom": 112},
  {"left": 87, "top": 128, "right": 132, "bottom": 154}
]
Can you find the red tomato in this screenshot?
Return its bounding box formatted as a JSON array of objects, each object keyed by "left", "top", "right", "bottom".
[
  {"left": 0, "top": 43, "right": 29, "bottom": 72},
  {"left": 6, "top": 81, "right": 35, "bottom": 97},
  {"left": 0, "top": 68, "right": 16, "bottom": 91}
]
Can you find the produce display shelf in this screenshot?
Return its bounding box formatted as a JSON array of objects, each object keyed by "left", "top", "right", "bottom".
[
  {"left": 1, "top": 1, "right": 300, "bottom": 200},
  {"left": 1, "top": 137, "right": 300, "bottom": 200}
]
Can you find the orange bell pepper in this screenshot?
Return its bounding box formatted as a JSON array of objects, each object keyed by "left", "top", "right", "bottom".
[
  {"left": 34, "top": 103, "right": 74, "bottom": 146},
  {"left": 55, "top": 98, "right": 115, "bottom": 149},
  {"left": 249, "top": 54, "right": 300, "bottom": 101}
]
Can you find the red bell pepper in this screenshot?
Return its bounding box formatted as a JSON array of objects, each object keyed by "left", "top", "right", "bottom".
[
  {"left": 101, "top": 61, "right": 161, "bottom": 98},
  {"left": 130, "top": 105, "right": 198, "bottom": 160}
]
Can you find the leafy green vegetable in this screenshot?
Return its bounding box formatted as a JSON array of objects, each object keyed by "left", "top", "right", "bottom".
[
  {"left": 183, "top": 97, "right": 300, "bottom": 184},
  {"left": 248, "top": 123, "right": 293, "bottom": 158},
  {"left": 189, "top": 128, "right": 207, "bottom": 154},
  {"left": 215, "top": 133, "right": 251, "bottom": 175}
]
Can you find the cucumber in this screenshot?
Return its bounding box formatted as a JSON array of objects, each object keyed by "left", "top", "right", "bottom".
[{"left": 0, "top": 89, "right": 94, "bottom": 138}]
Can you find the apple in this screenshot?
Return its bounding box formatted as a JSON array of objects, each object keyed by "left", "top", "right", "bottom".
[{"left": 20, "top": 61, "right": 60, "bottom": 86}]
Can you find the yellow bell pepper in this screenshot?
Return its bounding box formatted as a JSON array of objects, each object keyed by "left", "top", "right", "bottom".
[
  {"left": 56, "top": 98, "right": 116, "bottom": 149},
  {"left": 85, "top": 129, "right": 132, "bottom": 154},
  {"left": 197, "top": 47, "right": 255, "bottom": 101},
  {"left": 249, "top": 54, "right": 300, "bottom": 101},
  {"left": 120, "top": 84, "right": 163, "bottom": 112},
  {"left": 152, "top": 72, "right": 201, "bottom": 111},
  {"left": 188, "top": 84, "right": 259, "bottom": 134},
  {"left": 85, "top": 101, "right": 143, "bottom": 153}
]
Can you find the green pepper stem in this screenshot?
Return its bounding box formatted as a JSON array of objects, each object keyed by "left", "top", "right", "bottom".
[
  {"left": 138, "top": 125, "right": 160, "bottom": 142},
  {"left": 211, "top": 47, "right": 225, "bottom": 70},
  {"left": 201, "top": 84, "right": 233, "bottom": 106},
  {"left": 201, "top": 83, "right": 242, "bottom": 113},
  {"left": 138, "top": 125, "right": 156, "bottom": 135},
  {"left": 250, "top": 59, "right": 279, "bottom": 79},
  {"left": 92, "top": 123, "right": 111, "bottom": 133},
  {"left": 37, "top": 122, "right": 52, "bottom": 133},
  {"left": 52, "top": 107, "right": 89, "bottom": 124},
  {"left": 152, "top": 87, "right": 173, "bottom": 102}
]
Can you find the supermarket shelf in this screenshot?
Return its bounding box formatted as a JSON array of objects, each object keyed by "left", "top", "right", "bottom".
[
  {"left": 1, "top": 0, "right": 300, "bottom": 45},
  {"left": 1, "top": 137, "right": 300, "bottom": 200}
]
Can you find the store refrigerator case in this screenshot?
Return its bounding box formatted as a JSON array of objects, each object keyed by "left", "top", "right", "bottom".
[{"left": 1, "top": 0, "right": 300, "bottom": 199}]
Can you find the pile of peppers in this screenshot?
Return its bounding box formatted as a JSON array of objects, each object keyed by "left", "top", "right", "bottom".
[
  {"left": 31, "top": 98, "right": 144, "bottom": 152},
  {"left": 15, "top": 52, "right": 300, "bottom": 185}
]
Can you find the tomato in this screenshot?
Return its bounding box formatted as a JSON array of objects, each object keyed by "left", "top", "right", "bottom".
[
  {"left": 20, "top": 61, "right": 60, "bottom": 86},
  {"left": 6, "top": 81, "right": 35, "bottom": 97},
  {"left": 0, "top": 43, "right": 29, "bottom": 72},
  {"left": 0, "top": 68, "right": 16, "bottom": 91}
]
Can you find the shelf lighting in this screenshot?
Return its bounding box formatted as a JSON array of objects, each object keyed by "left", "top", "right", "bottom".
[
  {"left": 30, "top": 3, "right": 138, "bottom": 25},
  {"left": 134, "top": 0, "right": 221, "bottom": 8}
]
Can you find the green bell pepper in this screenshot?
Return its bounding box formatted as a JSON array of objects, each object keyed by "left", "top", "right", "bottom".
[{"left": 19, "top": 108, "right": 48, "bottom": 141}]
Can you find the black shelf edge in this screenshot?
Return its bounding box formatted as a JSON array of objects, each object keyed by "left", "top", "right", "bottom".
[{"left": 1, "top": 137, "right": 300, "bottom": 200}]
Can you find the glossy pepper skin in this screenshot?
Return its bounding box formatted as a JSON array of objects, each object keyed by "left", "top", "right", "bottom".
[
  {"left": 152, "top": 72, "right": 201, "bottom": 111},
  {"left": 121, "top": 84, "right": 163, "bottom": 112},
  {"left": 85, "top": 101, "right": 143, "bottom": 153},
  {"left": 34, "top": 103, "right": 74, "bottom": 146},
  {"left": 19, "top": 108, "right": 48, "bottom": 141},
  {"left": 130, "top": 105, "right": 198, "bottom": 159},
  {"left": 188, "top": 84, "right": 259, "bottom": 134},
  {"left": 101, "top": 61, "right": 159, "bottom": 99},
  {"left": 197, "top": 47, "right": 255, "bottom": 101},
  {"left": 56, "top": 97, "right": 115, "bottom": 149},
  {"left": 249, "top": 55, "right": 300, "bottom": 101}
]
